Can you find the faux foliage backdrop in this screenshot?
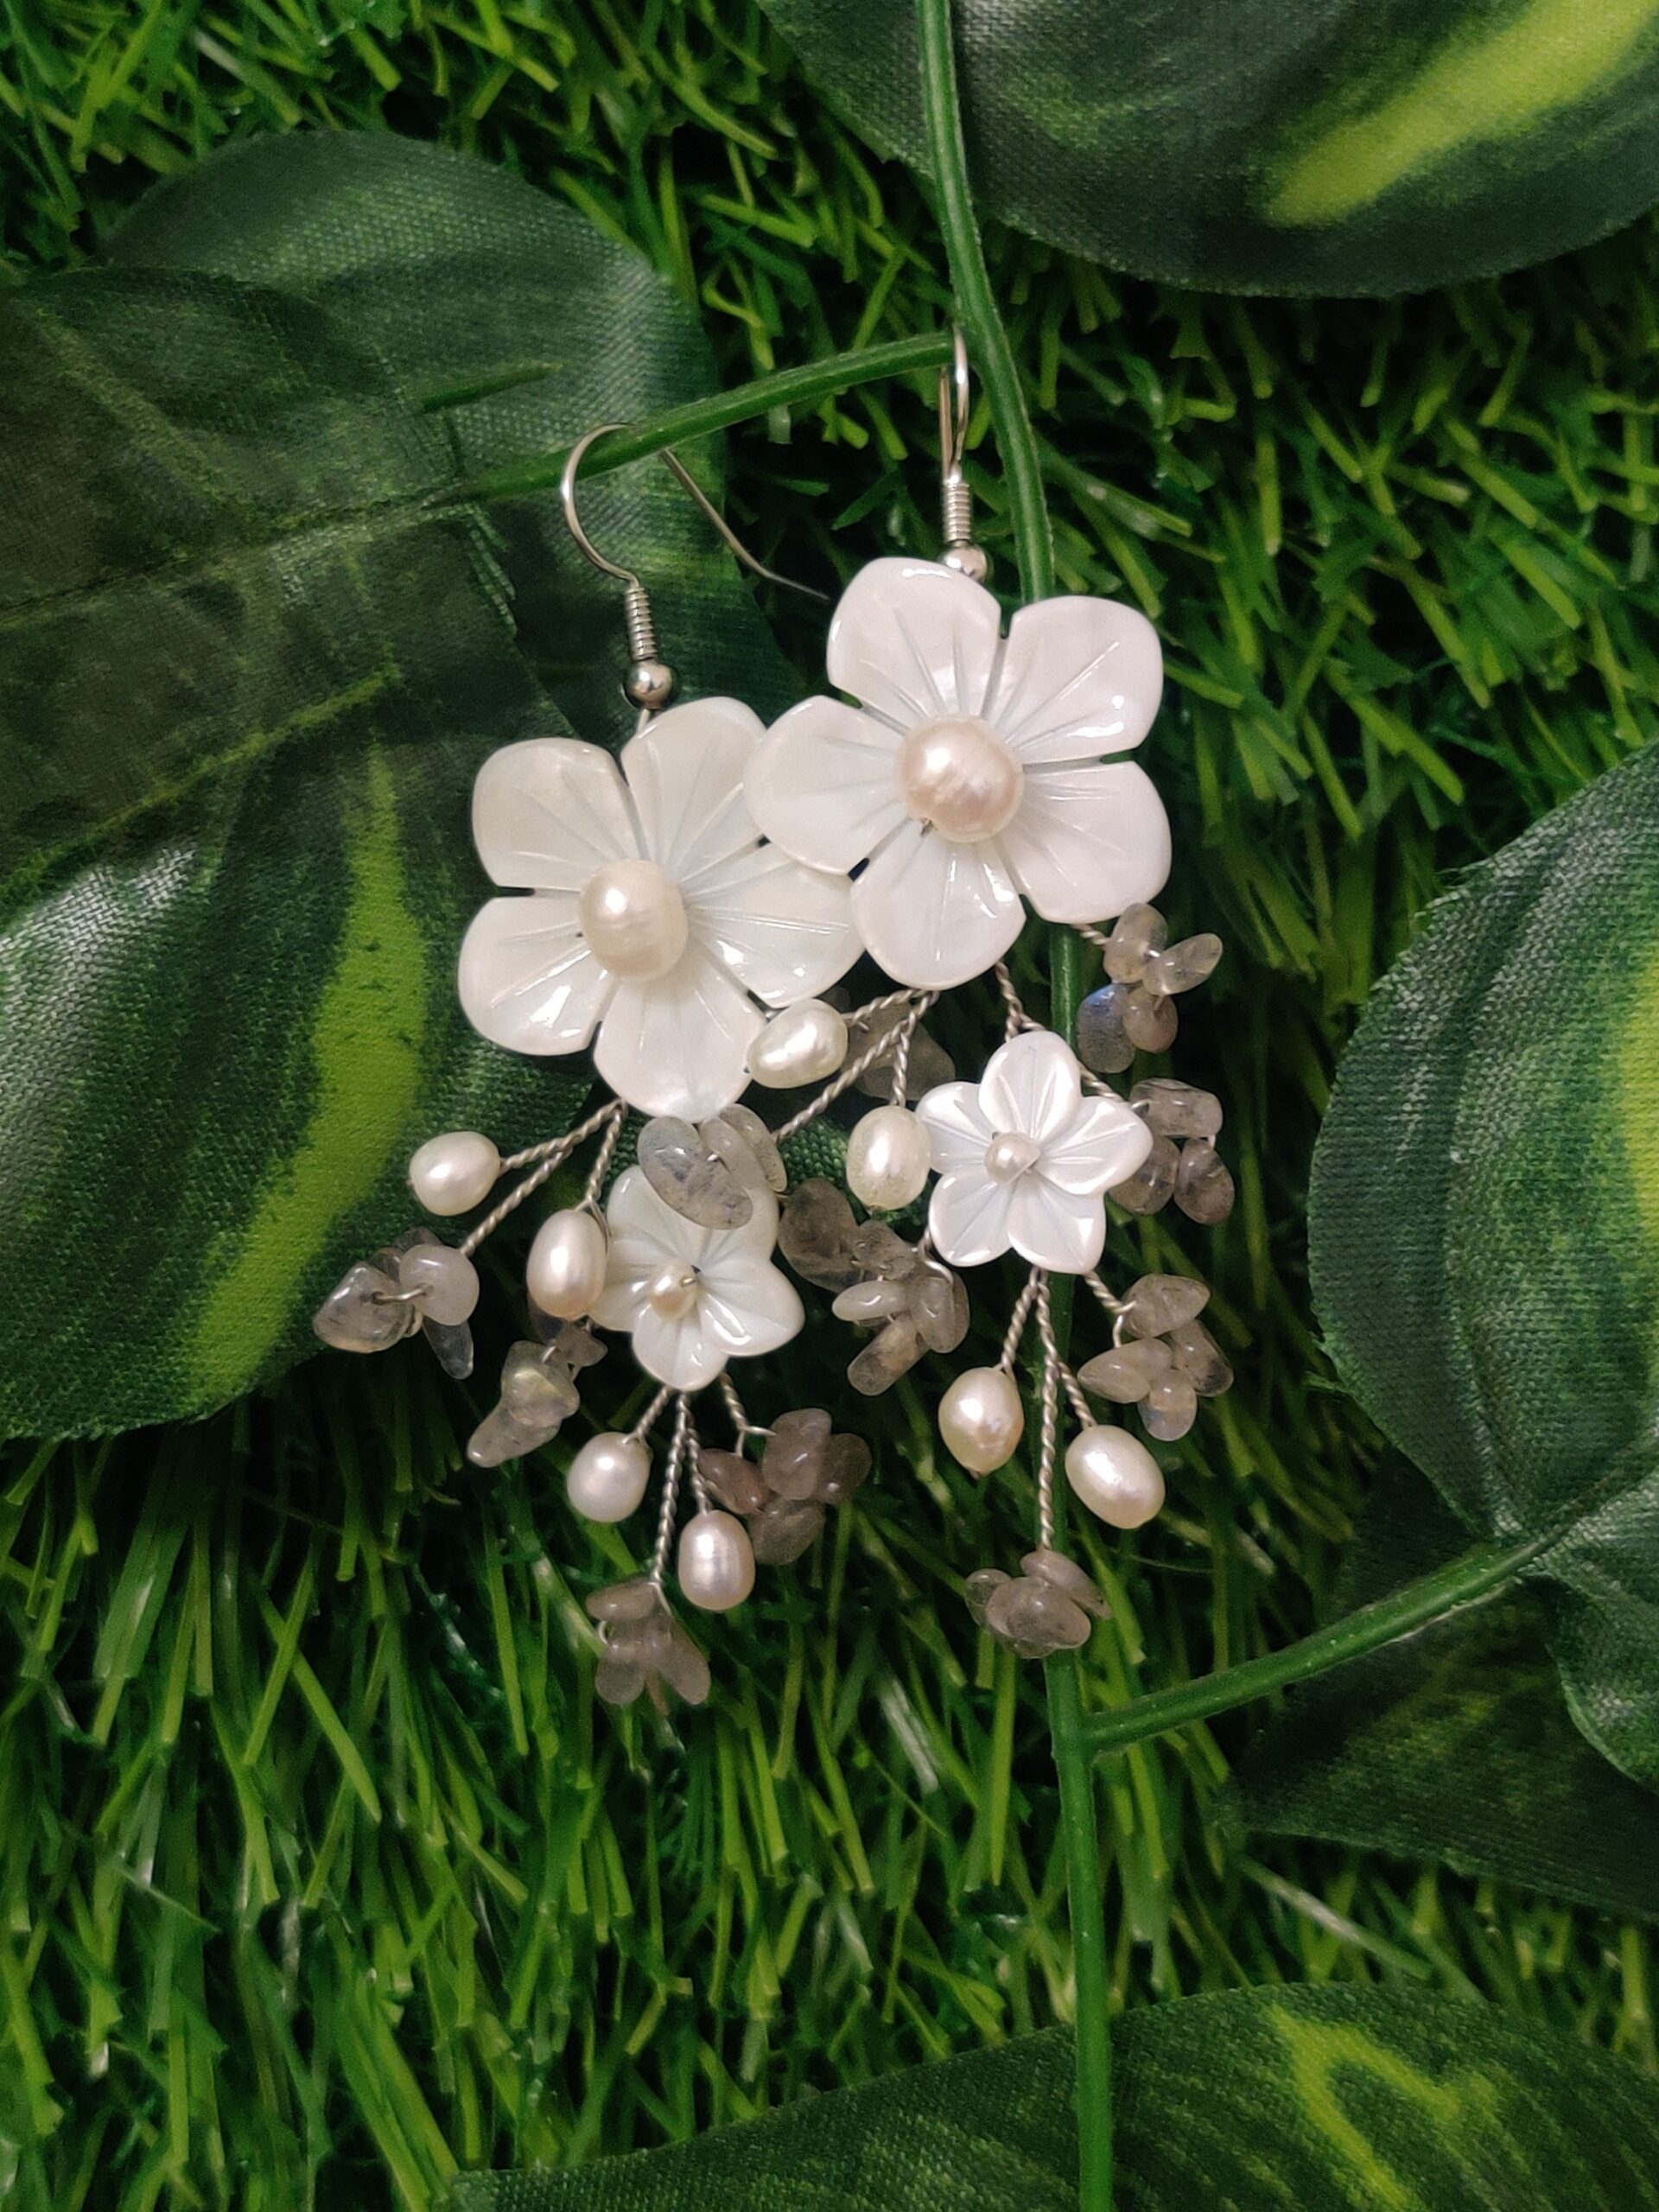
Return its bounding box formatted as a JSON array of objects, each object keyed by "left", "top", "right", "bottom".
[{"left": 3, "top": 3, "right": 1659, "bottom": 2208}]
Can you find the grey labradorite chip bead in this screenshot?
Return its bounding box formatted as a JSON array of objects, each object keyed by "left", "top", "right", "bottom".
[{"left": 637, "top": 1116, "right": 754, "bottom": 1230}]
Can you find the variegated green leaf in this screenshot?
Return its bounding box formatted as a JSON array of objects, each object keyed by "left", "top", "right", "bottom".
[
  {"left": 446, "top": 1985, "right": 1659, "bottom": 2209},
  {"left": 1235, "top": 1467, "right": 1659, "bottom": 1923},
  {"left": 1309, "top": 741, "right": 1659, "bottom": 1783},
  {"left": 103, "top": 132, "right": 799, "bottom": 742},
  {"left": 0, "top": 140, "right": 790, "bottom": 1437},
  {"left": 760, "top": 0, "right": 1659, "bottom": 294}
]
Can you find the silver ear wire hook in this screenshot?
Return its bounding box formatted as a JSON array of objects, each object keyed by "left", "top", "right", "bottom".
[
  {"left": 560, "top": 424, "right": 829, "bottom": 718},
  {"left": 938, "top": 328, "right": 988, "bottom": 582}
]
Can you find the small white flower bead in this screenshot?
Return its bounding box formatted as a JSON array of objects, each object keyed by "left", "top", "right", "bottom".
[
  {"left": 1065, "top": 1425, "right": 1165, "bottom": 1529},
  {"left": 747, "top": 1000, "right": 849, "bottom": 1088},
  {"left": 576, "top": 856, "right": 690, "bottom": 981},
  {"left": 409, "top": 1130, "right": 500, "bottom": 1216},
  {"left": 399, "top": 1243, "right": 480, "bottom": 1326},
  {"left": 846, "top": 1105, "right": 931, "bottom": 1211},
  {"left": 527, "top": 1208, "right": 608, "bottom": 1319},
  {"left": 939, "top": 1366, "right": 1025, "bottom": 1475},
  {"left": 566, "top": 1433, "right": 652, "bottom": 1523},
  {"left": 677, "top": 1510, "right": 756, "bottom": 1611}
]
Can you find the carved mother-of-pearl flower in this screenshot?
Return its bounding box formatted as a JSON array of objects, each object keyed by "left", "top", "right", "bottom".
[
  {"left": 744, "top": 557, "right": 1171, "bottom": 989},
  {"left": 459, "top": 702, "right": 861, "bottom": 1121},
  {"left": 591, "top": 1167, "right": 804, "bottom": 1390},
  {"left": 914, "top": 1029, "right": 1152, "bottom": 1274}
]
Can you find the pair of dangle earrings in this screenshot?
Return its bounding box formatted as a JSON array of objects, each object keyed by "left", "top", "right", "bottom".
[{"left": 314, "top": 337, "right": 1236, "bottom": 1710}]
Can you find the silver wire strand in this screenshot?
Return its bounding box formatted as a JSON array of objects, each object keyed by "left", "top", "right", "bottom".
[
  {"left": 648, "top": 1391, "right": 694, "bottom": 1590},
  {"left": 459, "top": 1099, "right": 626, "bottom": 1258},
  {"left": 1033, "top": 1272, "right": 1063, "bottom": 1551}
]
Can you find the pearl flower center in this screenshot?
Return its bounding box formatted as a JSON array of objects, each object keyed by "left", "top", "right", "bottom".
[
  {"left": 984, "top": 1131, "right": 1042, "bottom": 1183},
  {"left": 578, "top": 857, "right": 689, "bottom": 981},
  {"left": 645, "top": 1264, "right": 701, "bottom": 1321},
  {"left": 897, "top": 715, "right": 1024, "bottom": 843}
]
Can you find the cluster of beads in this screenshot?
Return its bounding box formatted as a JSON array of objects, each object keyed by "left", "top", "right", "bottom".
[
  {"left": 586, "top": 1579, "right": 712, "bottom": 1714},
  {"left": 468, "top": 1321, "right": 606, "bottom": 1468},
  {"left": 701, "top": 1409, "right": 871, "bottom": 1563},
  {"left": 1077, "top": 1274, "right": 1234, "bottom": 1444},
  {"left": 313, "top": 1224, "right": 480, "bottom": 1376},
  {"left": 1076, "top": 901, "right": 1222, "bottom": 1071},
  {"left": 776, "top": 1179, "right": 969, "bottom": 1392},
  {"left": 966, "top": 1548, "right": 1110, "bottom": 1661},
  {"left": 635, "top": 1103, "right": 786, "bottom": 1226}
]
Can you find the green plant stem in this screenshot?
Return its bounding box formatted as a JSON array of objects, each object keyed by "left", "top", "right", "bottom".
[
  {"left": 450, "top": 332, "right": 952, "bottom": 504},
  {"left": 1039, "top": 922, "right": 1113, "bottom": 2209},
  {"left": 913, "top": 0, "right": 1055, "bottom": 602},
  {"left": 1081, "top": 1529, "right": 1548, "bottom": 1761}
]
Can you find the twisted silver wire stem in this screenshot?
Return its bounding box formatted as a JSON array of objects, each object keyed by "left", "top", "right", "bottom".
[
  {"left": 997, "top": 1265, "right": 1042, "bottom": 1371},
  {"left": 886, "top": 997, "right": 925, "bottom": 1106},
  {"left": 993, "top": 959, "right": 1027, "bottom": 1042},
  {"left": 720, "top": 1373, "right": 770, "bottom": 1446},
  {"left": 459, "top": 1099, "right": 626, "bottom": 1257},
  {"left": 580, "top": 1101, "right": 627, "bottom": 1206},
  {"left": 627, "top": 1384, "right": 674, "bottom": 1444},
  {"left": 1033, "top": 1272, "right": 1063, "bottom": 1552},
  {"left": 683, "top": 1397, "right": 710, "bottom": 1513},
  {"left": 773, "top": 991, "right": 938, "bottom": 1139},
  {"left": 1059, "top": 1362, "right": 1095, "bottom": 1430},
  {"left": 648, "top": 1391, "right": 693, "bottom": 1589}
]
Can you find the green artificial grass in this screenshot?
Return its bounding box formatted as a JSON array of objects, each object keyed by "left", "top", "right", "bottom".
[{"left": 3, "top": 3, "right": 1659, "bottom": 2207}]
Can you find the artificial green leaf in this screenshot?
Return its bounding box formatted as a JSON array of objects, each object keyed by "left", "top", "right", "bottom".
[
  {"left": 447, "top": 1984, "right": 1659, "bottom": 2209},
  {"left": 0, "top": 138, "right": 804, "bottom": 1439},
  {"left": 760, "top": 0, "right": 1659, "bottom": 296},
  {"left": 1308, "top": 741, "right": 1659, "bottom": 1783},
  {"left": 103, "top": 130, "right": 799, "bottom": 741},
  {"left": 0, "top": 265, "right": 582, "bottom": 1438},
  {"left": 1234, "top": 1466, "right": 1659, "bottom": 1923}
]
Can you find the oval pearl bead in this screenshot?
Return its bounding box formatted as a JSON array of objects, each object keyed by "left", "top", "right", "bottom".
[
  {"left": 984, "top": 1130, "right": 1041, "bottom": 1184},
  {"left": 566, "top": 1433, "right": 652, "bottom": 1523},
  {"left": 526, "top": 1208, "right": 608, "bottom": 1319},
  {"left": 409, "top": 1130, "right": 499, "bottom": 1216},
  {"left": 399, "top": 1243, "right": 480, "bottom": 1326},
  {"left": 677, "top": 1510, "right": 755, "bottom": 1611},
  {"left": 645, "top": 1263, "right": 701, "bottom": 1321},
  {"left": 897, "top": 715, "right": 1024, "bottom": 842},
  {"left": 1065, "top": 1425, "right": 1166, "bottom": 1529},
  {"left": 577, "top": 857, "right": 689, "bottom": 980},
  {"left": 846, "top": 1105, "right": 932, "bottom": 1211},
  {"left": 939, "top": 1366, "right": 1025, "bottom": 1474},
  {"left": 747, "top": 1000, "right": 849, "bottom": 1089}
]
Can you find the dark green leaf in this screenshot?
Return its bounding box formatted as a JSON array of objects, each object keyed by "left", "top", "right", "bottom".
[
  {"left": 760, "top": 0, "right": 1659, "bottom": 295},
  {"left": 446, "top": 1985, "right": 1659, "bottom": 2209},
  {"left": 1309, "top": 740, "right": 1659, "bottom": 1783},
  {"left": 1234, "top": 1466, "right": 1659, "bottom": 1923},
  {"left": 0, "top": 266, "right": 582, "bottom": 1437},
  {"left": 104, "top": 130, "right": 799, "bottom": 739}
]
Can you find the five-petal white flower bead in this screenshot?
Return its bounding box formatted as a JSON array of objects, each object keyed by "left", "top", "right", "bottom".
[
  {"left": 746, "top": 557, "right": 1172, "bottom": 988},
  {"left": 592, "top": 1167, "right": 804, "bottom": 1390},
  {"left": 915, "top": 1030, "right": 1151, "bottom": 1274},
  {"left": 459, "top": 702, "right": 861, "bottom": 1120}
]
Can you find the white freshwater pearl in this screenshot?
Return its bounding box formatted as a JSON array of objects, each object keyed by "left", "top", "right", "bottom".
[
  {"left": 846, "top": 1105, "right": 932, "bottom": 1211},
  {"left": 1065, "top": 1425, "right": 1166, "bottom": 1529},
  {"left": 577, "top": 857, "right": 689, "bottom": 980},
  {"left": 566, "top": 1433, "right": 652, "bottom": 1523},
  {"left": 984, "top": 1130, "right": 1042, "bottom": 1184},
  {"left": 399, "top": 1243, "right": 480, "bottom": 1325},
  {"left": 526, "top": 1208, "right": 608, "bottom": 1319},
  {"left": 897, "top": 715, "right": 1024, "bottom": 842},
  {"left": 409, "top": 1130, "right": 500, "bottom": 1216},
  {"left": 677, "top": 1510, "right": 755, "bottom": 1611},
  {"left": 747, "top": 999, "right": 849, "bottom": 1088},
  {"left": 939, "top": 1366, "right": 1025, "bottom": 1474},
  {"left": 645, "top": 1263, "right": 701, "bottom": 1322}
]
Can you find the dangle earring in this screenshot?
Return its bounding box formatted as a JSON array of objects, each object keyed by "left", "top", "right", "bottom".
[
  {"left": 745, "top": 333, "right": 1236, "bottom": 1658},
  {"left": 309, "top": 429, "right": 884, "bottom": 1711}
]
